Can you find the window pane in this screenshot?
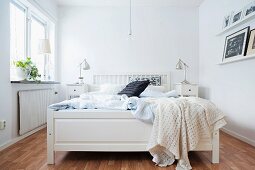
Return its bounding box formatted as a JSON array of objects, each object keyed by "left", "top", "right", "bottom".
[
  {"left": 10, "top": 3, "right": 26, "bottom": 63},
  {"left": 30, "top": 16, "right": 46, "bottom": 78}
]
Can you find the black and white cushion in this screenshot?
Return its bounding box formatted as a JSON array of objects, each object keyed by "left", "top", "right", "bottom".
[
  {"left": 118, "top": 80, "right": 150, "bottom": 97},
  {"left": 128, "top": 76, "right": 161, "bottom": 86}
]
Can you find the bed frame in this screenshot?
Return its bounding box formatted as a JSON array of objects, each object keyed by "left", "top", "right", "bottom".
[{"left": 47, "top": 72, "right": 219, "bottom": 164}]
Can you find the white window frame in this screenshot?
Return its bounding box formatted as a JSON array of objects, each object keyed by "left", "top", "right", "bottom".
[{"left": 10, "top": 0, "right": 55, "bottom": 81}]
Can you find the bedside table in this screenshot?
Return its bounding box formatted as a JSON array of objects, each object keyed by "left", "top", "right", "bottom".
[
  {"left": 175, "top": 83, "right": 198, "bottom": 97},
  {"left": 66, "top": 84, "right": 88, "bottom": 99}
]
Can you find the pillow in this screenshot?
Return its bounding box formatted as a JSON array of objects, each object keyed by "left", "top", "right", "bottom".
[
  {"left": 128, "top": 76, "right": 161, "bottom": 86},
  {"left": 99, "top": 84, "right": 125, "bottom": 95},
  {"left": 140, "top": 90, "right": 164, "bottom": 97},
  {"left": 140, "top": 89, "right": 178, "bottom": 98},
  {"left": 162, "top": 90, "right": 178, "bottom": 98},
  {"left": 80, "top": 92, "right": 122, "bottom": 101},
  {"left": 140, "top": 85, "right": 165, "bottom": 97},
  {"left": 118, "top": 80, "right": 150, "bottom": 97},
  {"left": 88, "top": 84, "right": 101, "bottom": 92}
]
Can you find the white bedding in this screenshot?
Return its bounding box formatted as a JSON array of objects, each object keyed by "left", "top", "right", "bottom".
[{"left": 49, "top": 93, "right": 130, "bottom": 110}]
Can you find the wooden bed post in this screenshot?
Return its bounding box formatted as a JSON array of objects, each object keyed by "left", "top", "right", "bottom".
[
  {"left": 212, "top": 130, "right": 220, "bottom": 163},
  {"left": 47, "top": 109, "right": 55, "bottom": 164}
]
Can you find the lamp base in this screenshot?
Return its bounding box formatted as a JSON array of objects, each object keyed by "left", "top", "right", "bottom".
[
  {"left": 180, "top": 80, "right": 190, "bottom": 84},
  {"left": 78, "top": 77, "right": 84, "bottom": 84}
]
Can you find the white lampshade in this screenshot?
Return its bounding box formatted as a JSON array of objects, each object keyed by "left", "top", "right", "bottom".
[
  {"left": 38, "top": 39, "right": 51, "bottom": 54},
  {"left": 176, "top": 59, "right": 184, "bottom": 70},
  {"left": 83, "top": 59, "right": 90, "bottom": 70}
]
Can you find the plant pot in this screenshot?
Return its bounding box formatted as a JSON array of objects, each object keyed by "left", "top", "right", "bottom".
[{"left": 15, "top": 68, "right": 26, "bottom": 80}]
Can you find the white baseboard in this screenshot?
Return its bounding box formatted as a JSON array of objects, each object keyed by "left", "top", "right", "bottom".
[
  {"left": 221, "top": 128, "right": 255, "bottom": 147},
  {"left": 0, "top": 125, "right": 46, "bottom": 151}
]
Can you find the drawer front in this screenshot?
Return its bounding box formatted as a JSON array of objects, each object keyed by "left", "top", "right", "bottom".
[
  {"left": 68, "top": 86, "right": 84, "bottom": 96},
  {"left": 181, "top": 85, "right": 198, "bottom": 96},
  {"left": 55, "top": 119, "right": 152, "bottom": 142}
]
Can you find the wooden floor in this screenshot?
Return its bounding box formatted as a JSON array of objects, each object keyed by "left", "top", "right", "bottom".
[{"left": 0, "top": 129, "right": 255, "bottom": 170}]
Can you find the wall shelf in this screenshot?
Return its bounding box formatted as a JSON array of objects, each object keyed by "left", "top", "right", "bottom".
[
  {"left": 217, "top": 13, "right": 255, "bottom": 36},
  {"left": 218, "top": 54, "right": 255, "bottom": 65}
]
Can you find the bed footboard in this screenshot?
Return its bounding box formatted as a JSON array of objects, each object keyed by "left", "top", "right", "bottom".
[{"left": 47, "top": 109, "right": 220, "bottom": 165}]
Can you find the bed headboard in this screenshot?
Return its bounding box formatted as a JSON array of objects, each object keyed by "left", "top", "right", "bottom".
[{"left": 93, "top": 72, "right": 171, "bottom": 91}]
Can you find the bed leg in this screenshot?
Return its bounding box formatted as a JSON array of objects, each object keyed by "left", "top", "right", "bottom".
[
  {"left": 47, "top": 109, "right": 55, "bottom": 164},
  {"left": 212, "top": 130, "right": 219, "bottom": 163},
  {"left": 47, "top": 148, "right": 55, "bottom": 164}
]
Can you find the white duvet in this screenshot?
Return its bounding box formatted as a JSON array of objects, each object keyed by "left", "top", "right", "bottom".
[{"left": 49, "top": 93, "right": 130, "bottom": 110}]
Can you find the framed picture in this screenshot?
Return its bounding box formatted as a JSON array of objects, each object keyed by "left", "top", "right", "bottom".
[
  {"left": 231, "top": 10, "right": 243, "bottom": 23},
  {"left": 246, "top": 29, "right": 255, "bottom": 56},
  {"left": 222, "top": 13, "right": 232, "bottom": 28},
  {"left": 223, "top": 27, "right": 250, "bottom": 62},
  {"left": 243, "top": 2, "right": 255, "bottom": 17}
]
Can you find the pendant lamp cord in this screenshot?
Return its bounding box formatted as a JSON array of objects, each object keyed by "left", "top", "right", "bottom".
[{"left": 129, "top": 0, "right": 132, "bottom": 36}]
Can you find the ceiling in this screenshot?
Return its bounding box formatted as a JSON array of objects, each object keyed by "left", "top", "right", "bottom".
[{"left": 56, "top": 0, "right": 204, "bottom": 7}]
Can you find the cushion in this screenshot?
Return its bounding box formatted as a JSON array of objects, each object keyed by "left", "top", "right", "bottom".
[
  {"left": 140, "top": 85, "right": 166, "bottom": 97},
  {"left": 162, "top": 90, "right": 178, "bottom": 98},
  {"left": 118, "top": 80, "right": 150, "bottom": 97},
  {"left": 99, "top": 84, "right": 125, "bottom": 95},
  {"left": 128, "top": 76, "right": 161, "bottom": 86}
]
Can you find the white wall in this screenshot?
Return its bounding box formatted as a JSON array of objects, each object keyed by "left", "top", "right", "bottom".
[
  {"left": 0, "top": 0, "right": 58, "bottom": 149},
  {"left": 59, "top": 6, "right": 199, "bottom": 87},
  {"left": 199, "top": 0, "right": 255, "bottom": 146},
  {"left": 0, "top": 0, "right": 12, "bottom": 148}
]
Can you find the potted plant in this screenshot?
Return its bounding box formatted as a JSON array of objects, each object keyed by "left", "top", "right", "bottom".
[{"left": 13, "top": 57, "right": 41, "bottom": 81}]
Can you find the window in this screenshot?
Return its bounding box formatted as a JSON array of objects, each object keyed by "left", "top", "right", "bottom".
[
  {"left": 30, "top": 16, "right": 46, "bottom": 77},
  {"left": 10, "top": 2, "right": 26, "bottom": 63},
  {"left": 10, "top": 0, "right": 55, "bottom": 81}
]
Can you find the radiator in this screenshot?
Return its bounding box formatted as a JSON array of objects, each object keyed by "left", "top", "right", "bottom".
[{"left": 18, "top": 89, "right": 53, "bottom": 135}]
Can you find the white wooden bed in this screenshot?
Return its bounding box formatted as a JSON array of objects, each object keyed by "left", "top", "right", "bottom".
[{"left": 47, "top": 72, "right": 219, "bottom": 164}]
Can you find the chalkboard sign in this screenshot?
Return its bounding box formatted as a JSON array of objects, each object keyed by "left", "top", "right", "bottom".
[{"left": 223, "top": 27, "right": 250, "bottom": 62}]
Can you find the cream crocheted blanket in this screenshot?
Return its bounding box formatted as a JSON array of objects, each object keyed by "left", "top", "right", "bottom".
[{"left": 147, "top": 97, "right": 226, "bottom": 170}]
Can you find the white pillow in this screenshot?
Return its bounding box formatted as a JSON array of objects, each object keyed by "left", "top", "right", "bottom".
[
  {"left": 140, "top": 88, "right": 178, "bottom": 98},
  {"left": 99, "top": 84, "right": 125, "bottom": 95},
  {"left": 145, "top": 85, "right": 166, "bottom": 92},
  {"left": 88, "top": 84, "right": 101, "bottom": 92},
  {"left": 162, "top": 90, "right": 178, "bottom": 98},
  {"left": 140, "top": 85, "right": 165, "bottom": 97}
]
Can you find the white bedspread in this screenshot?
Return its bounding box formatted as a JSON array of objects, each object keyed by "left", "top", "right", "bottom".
[{"left": 146, "top": 97, "right": 226, "bottom": 170}]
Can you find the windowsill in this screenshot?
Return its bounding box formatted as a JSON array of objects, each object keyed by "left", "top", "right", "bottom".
[{"left": 11, "top": 80, "right": 60, "bottom": 84}]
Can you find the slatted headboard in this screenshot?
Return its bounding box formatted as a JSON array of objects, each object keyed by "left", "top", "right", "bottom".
[{"left": 93, "top": 72, "right": 171, "bottom": 91}]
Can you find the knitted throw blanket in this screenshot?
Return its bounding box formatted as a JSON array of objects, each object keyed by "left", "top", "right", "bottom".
[{"left": 147, "top": 97, "right": 226, "bottom": 170}]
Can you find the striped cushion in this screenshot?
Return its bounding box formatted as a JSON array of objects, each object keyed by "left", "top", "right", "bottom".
[{"left": 118, "top": 80, "right": 150, "bottom": 97}]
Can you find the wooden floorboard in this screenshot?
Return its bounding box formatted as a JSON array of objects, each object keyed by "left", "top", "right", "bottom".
[{"left": 0, "top": 128, "right": 255, "bottom": 170}]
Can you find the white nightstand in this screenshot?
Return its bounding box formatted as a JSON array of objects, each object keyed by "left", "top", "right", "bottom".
[
  {"left": 66, "top": 84, "right": 88, "bottom": 100},
  {"left": 175, "top": 83, "right": 198, "bottom": 97}
]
